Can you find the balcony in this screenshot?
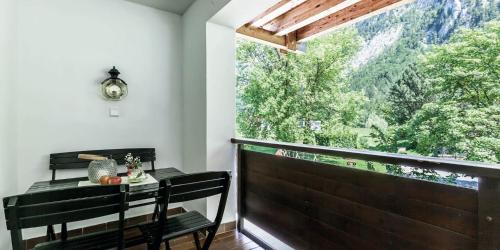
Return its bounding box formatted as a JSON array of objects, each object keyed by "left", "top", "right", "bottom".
[
  {"left": 1, "top": 0, "right": 498, "bottom": 249},
  {"left": 232, "top": 138, "right": 500, "bottom": 250}
]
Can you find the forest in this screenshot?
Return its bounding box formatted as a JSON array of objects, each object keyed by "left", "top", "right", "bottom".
[{"left": 236, "top": 0, "right": 499, "bottom": 167}]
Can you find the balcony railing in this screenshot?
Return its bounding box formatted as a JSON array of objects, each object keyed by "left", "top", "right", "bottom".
[{"left": 231, "top": 138, "right": 500, "bottom": 250}]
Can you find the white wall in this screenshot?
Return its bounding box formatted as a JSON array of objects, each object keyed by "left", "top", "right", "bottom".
[
  {"left": 16, "top": 0, "right": 183, "bottom": 186},
  {"left": 181, "top": 0, "right": 231, "bottom": 216},
  {"left": 0, "top": 0, "right": 18, "bottom": 248},
  {"left": 206, "top": 22, "right": 236, "bottom": 222},
  {"left": 0, "top": 0, "right": 275, "bottom": 245},
  {"left": 182, "top": 0, "right": 277, "bottom": 224},
  {"left": 205, "top": 0, "right": 280, "bottom": 224},
  {"left": 9, "top": 0, "right": 183, "bottom": 240}
]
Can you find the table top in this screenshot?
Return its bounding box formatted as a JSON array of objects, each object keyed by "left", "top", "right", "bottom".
[{"left": 26, "top": 168, "right": 185, "bottom": 195}]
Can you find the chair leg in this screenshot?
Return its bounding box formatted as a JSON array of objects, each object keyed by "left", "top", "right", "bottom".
[
  {"left": 11, "top": 229, "right": 23, "bottom": 250},
  {"left": 193, "top": 232, "right": 202, "bottom": 250},
  {"left": 201, "top": 230, "right": 217, "bottom": 250},
  {"left": 164, "top": 240, "right": 171, "bottom": 250},
  {"left": 152, "top": 202, "right": 159, "bottom": 221},
  {"left": 149, "top": 233, "right": 162, "bottom": 250},
  {"left": 147, "top": 242, "right": 157, "bottom": 250}
]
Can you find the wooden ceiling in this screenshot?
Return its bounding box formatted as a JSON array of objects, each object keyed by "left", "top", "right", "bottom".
[{"left": 237, "top": 0, "right": 413, "bottom": 51}]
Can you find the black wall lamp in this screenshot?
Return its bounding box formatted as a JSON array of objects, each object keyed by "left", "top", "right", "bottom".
[{"left": 101, "top": 66, "right": 128, "bottom": 101}]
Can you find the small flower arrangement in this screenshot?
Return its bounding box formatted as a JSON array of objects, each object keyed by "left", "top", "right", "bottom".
[{"left": 125, "top": 153, "right": 146, "bottom": 183}]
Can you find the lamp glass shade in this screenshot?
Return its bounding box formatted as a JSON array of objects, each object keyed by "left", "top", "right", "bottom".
[
  {"left": 102, "top": 79, "right": 127, "bottom": 100},
  {"left": 101, "top": 67, "right": 128, "bottom": 101}
]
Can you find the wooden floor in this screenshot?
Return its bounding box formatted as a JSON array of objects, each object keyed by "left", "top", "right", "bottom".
[{"left": 127, "top": 230, "right": 264, "bottom": 250}]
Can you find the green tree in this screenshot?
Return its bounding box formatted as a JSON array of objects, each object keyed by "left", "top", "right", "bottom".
[
  {"left": 401, "top": 20, "right": 500, "bottom": 162},
  {"left": 236, "top": 41, "right": 301, "bottom": 141},
  {"left": 385, "top": 64, "right": 432, "bottom": 124},
  {"left": 236, "top": 29, "right": 366, "bottom": 147},
  {"left": 421, "top": 20, "right": 500, "bottom": 107},
  {"left": 405, "top": 102, "right": 500, "bottom": 162},
  {"left": 373, "top": 21, "right": 500, "bottom": 162}
]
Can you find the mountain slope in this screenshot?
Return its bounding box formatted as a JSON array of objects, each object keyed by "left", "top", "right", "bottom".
[{"left": 348, "top": 0, "right": 499, "bottom": 115}]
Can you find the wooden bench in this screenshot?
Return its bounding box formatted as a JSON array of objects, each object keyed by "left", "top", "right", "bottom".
[
  {"left": 49, "top": 148, "right": 156, "bottom": 181},
  {"left": 46, "top": 148, "right": 156, "bottom": 241}
]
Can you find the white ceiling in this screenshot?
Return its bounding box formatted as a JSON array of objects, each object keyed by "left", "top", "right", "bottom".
[
  {"left": 210, "top": 0, "right": 280, "bottom": 28},
  {"left": 126, "top": 0, "right": 197, "bottom": 14}
]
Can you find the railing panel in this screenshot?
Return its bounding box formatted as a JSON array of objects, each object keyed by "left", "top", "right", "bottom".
[
  {"left": 244, "top": 150, "right": 478, "bottom": 234},
  {"left": 240, "top": 149, "right": 478, "bottom": 250},
  {"left": 478, "top": 177, "right": 500, "bottom": 249}
]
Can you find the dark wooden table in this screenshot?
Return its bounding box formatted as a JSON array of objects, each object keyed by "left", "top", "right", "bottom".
[
  {"left": 17, "top": 168, "right": 185, "bottom": 247},
  {"left": 26, "top": 168, "right": 185, "bottom": 202}
]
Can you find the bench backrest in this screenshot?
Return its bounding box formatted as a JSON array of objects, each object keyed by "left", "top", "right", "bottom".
[{"left": 50, "top": 148, "right": 156, "bottom": 180}]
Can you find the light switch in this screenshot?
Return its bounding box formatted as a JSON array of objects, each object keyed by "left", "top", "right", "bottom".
[{"left": 109, "top": 107, "right": 120, "bottom": 117}]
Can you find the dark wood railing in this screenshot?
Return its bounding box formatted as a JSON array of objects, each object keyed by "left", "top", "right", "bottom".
[{"left": 232, "top": 138, "right": 500, "bottom": 250}]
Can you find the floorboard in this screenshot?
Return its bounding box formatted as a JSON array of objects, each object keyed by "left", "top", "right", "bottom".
[{"left": 126, "top": 230, "right": 262, "bottom": 250}]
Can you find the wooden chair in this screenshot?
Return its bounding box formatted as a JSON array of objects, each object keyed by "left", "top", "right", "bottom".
[
  {"left": 141, "top": 171, "right": 232, "bottom": 250},
  {"left": 46, "top": 148, "right": 156, "bottom": 241},
  {"left": 3, "top": 185, "right": 129, "bottom": 250}
]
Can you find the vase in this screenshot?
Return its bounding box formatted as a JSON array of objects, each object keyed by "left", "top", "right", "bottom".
[
  {"left": 128, "top": 167, "right": 146, "bottom": 183},
  {"left": 88, "top": 159, "right": 118, "bottom": 183}
]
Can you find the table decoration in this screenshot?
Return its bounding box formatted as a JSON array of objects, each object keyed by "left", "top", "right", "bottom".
[
  {"left": 125, "top": 153, "right": 147, "bottom": 183},
  {"left": 99, "top": 176, "right": 122, "bottom": 185},
  {"left": 79, "top": 154, "right": 118, "bottom": 183},
  {"left": 77, "top": 173, "right": 157, "bottom": 187}
]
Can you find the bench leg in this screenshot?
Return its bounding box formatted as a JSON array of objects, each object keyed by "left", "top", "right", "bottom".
[
  {"left": 61, "top": 223, "right": 68, "bottom": 240},
  {"left": 46, "top": 225, "right": 56, "bottom": 241}
]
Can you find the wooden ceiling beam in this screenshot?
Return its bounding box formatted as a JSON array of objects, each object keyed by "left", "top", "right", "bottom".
[
  {"left": 286, "top": 31, "right": 298, "bottom": 50},
  {"left": 237, "top": 25, "right": 301, "bottom": 53},
  {"left": 296, "top": 0, "right": 413, "bottom": 41},
  {"left": 250, "top": 0, "right": 308, "bottom": 28},
  {"left": 237, "top": 0, "right": 414, "bottom": 51},
  {"left": 237, "top": 25, "right": 288, "bottom": 50},
  {"left": 265, "top": 0, "right": 362, "bottom": 36}
]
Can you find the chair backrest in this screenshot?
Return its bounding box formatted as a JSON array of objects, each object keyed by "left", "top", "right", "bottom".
[
  {"left": 3, "top": 185, "right": 129, "bottom": 250},
  {"left": 169, "top": 171, "right": 231, "bottom": 204},
  {"left": 50, "top": 148, "right": 156, "bottom": 180},
  {"left": 153, "top": 171, "right": 231, "bottom": 249}
]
